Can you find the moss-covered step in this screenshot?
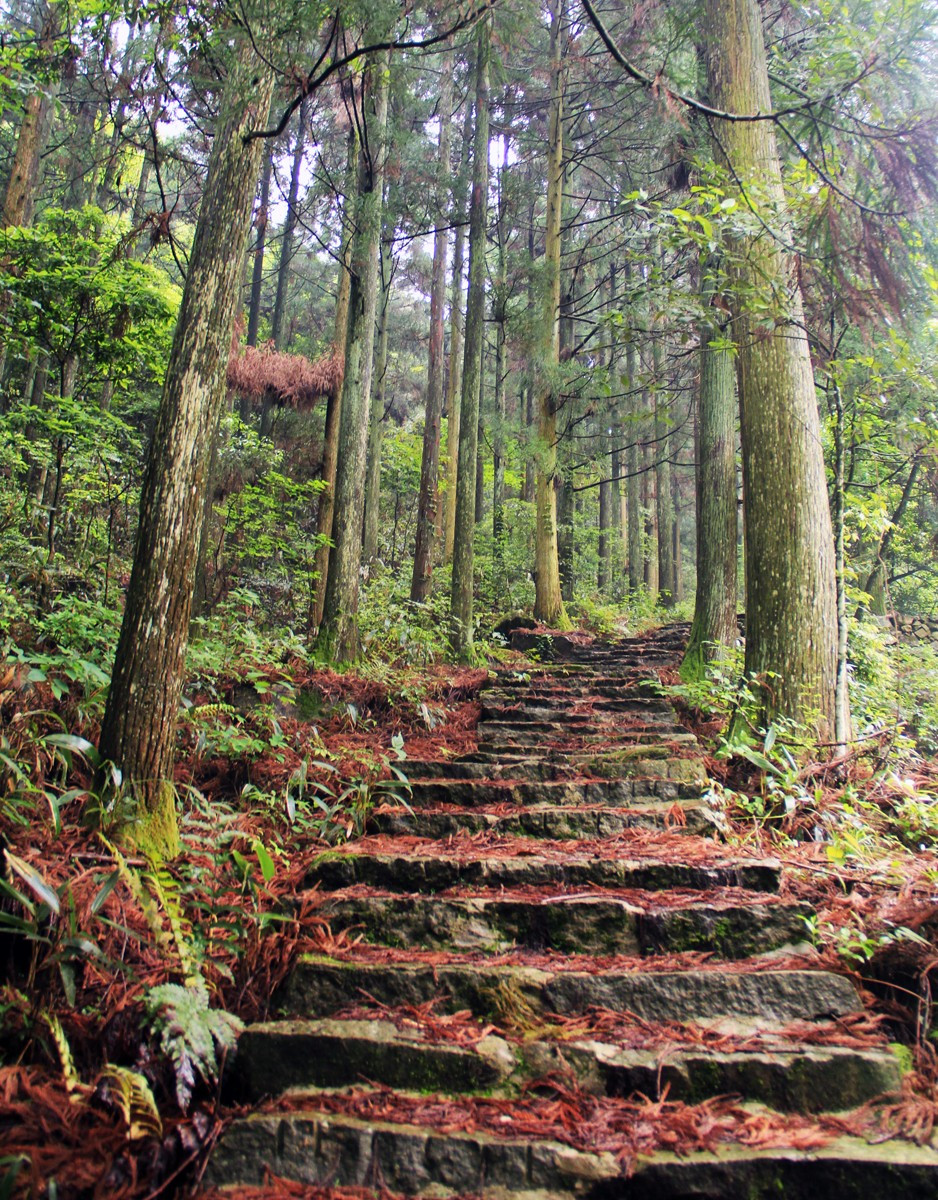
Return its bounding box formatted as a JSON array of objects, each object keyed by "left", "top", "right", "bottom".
[
  {"left": 320, "top": 892, "right": 811, "bottom": 958},
  {"left": 405, "top": 774, "right": 704, "bottom": 808},
  {"left": 520, "top": 1040, "right": 902, "bottom": 1112},
  {"left": 476, "top": 723, "right": 697, "bottom": 748},
  {"left": 306, "top": 848, "right": 780, "bottom": 894},
  {"left": 407, "top": 773, "right": 705, "bottom": 803},
  {"left": 205, "top": 1107, "right": 620, "bottom": 1194},
  {"left": 234, "top": 1017, "right": 516, "bottom": 1097},
  {"left": 283, "top": 957, "right": 862, "bottom": 1025},
  {"left": 371, "top": 800, "right": 714, "bottom": 840},
  {"left": 617, "top": 1140, "right": 938, "bottom": 1199},
  {"left": 233, "top": 1019, "right": 901, "bottom": 1113}
]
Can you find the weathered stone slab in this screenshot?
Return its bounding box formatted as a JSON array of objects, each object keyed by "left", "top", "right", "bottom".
[
  {"left": 283, "top": 958, "right": 862, "bottom": 1025},
  {"left": 322, "top": 893, "right": 810, "bottom": 959},
  {"left": 235, "top": 1018, "right": 515, "bottom": 1097},
  {"left": 370, "top": 801, "right": 714, "bottom": 841},
  {"left": 518, "top": 1041, "right": 902, "bottom": 1111},
  {"left": 618, "top": 1140, "right": 938, "bottom": 1199},
  {"left": 307, "top": 851, "right": 780, "bottom": 895},
  {"left": 206, "top": 1110, "right": 620, "bottom": 1193}
]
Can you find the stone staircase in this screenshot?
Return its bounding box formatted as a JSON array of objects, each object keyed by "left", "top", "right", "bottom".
[{"left": 205, "top": 625, "right": 938, "bottom": 1197}]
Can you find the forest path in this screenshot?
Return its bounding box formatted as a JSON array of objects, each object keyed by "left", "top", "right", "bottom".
[{"left": 204, "top": 624, "right": 937, "bottom": 1198}]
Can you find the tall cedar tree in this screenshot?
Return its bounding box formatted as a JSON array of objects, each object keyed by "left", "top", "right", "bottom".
[
  {"left": 450, "top": 15, "right": 491, "bottom": 656},
  {"left": 532, "top": 0, "right": 569, "bottom": 627},
  {"left": 318, "top": 50, "right": 390, "bottom": 662},
  {"left": 705, "top": 0, "right": 838, "bottom": 730},
  {"left": 98, "top": 31, "right": 275, "bottom": 857}
]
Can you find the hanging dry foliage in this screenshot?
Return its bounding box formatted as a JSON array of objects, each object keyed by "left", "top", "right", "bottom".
[{"left": 226, "top": 343, "right": 343, "bottom": 410}]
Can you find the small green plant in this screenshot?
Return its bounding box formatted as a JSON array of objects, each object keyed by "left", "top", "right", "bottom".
[{"left": 144, "top": 980, "right": 243, "bottom": 1111}]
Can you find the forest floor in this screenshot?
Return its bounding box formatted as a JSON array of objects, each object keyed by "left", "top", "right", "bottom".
[{"left": 3, "top": 622, "right": 938, "bottom": 1197}]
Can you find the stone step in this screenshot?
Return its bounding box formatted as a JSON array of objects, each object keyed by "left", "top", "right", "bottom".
[
  {"left": 489, "top": 683, "right": 673, "bottom": 707},
  {"left": 284, "top": 956, "right": 862, "bottom": 1025},
  {"left": 206, "top": 1105, "right": 623, "bottom": 1194},
  {"left": 405, "top": 776, "right": 704, "bottom": 807},
  {"left": 618, "top": 1142, "right": 938, "bottom": 1199},
  {"left": 462, "top": 752, "right": 706, "bottom": 784},
  {"left": 370, "top": 800, "right": 713, "bottom": 840},
  {"left": 321, "top": 890, "right": 812, "bottom": 958},
  {"left": 307, "top": 848, "right": 780, "bottom": 895},
  {"left": 477, "top": 722, "right": 697, "bottom": 747},
  {"left": 234, "top": 1017, "right": 901, "bottom": 1112},
  {"left": 208, "top": 1110, "right": 938, "bottom": 1198},
  {"left": 235, "top": 1017, "right": 516, "bottom": 1097}
]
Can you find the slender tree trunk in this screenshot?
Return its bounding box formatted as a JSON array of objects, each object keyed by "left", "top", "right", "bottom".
[
  {"left": 247, "top": 143, "right": 274, "bottom": 349},
  {"left": 271, "top": 97, "right": 308, "bottom": 349},
  {"left": 3, "top": 9, "right": 59, "bottom": 228},
  {"left": 363, "top": 227, "right": 392, "bottom": 566},
  {"left": 98, "top": 37, "right": 274, "bottom": 858},
  {"left": 411, "top": 52, "right": 453, "bottom": 601},
  {"left": 442, "top": 99, "right": 474, "bottom": 563},
  {"left": 318, "top": 51, "right": 390, "bottom": 662},
  {"left": 643, "top": 435, "right": 657, "bottom": 597},
  {"left": 706, "top": 0, "right": 837, "bottom": 731},
  {"left": 450, "top": 16, "right": 491, "bottom": 657},
  {"left": 682, "top": 253, "right": 738, "bottom": 678},
  {"left": 652, "top": 327, "right": 674, "bottom": 604},
  {"left": 475, "top": 409, "right": 486, "bottom": 524},
  {"left": 309, "top": 125, "right": 358, "bottom": 636},
  {"left": 493, "top": 120, "right": 510, "bottom": 581},
  {"left": 533, "top": 0, "right": 568, "bottom": 627},
  {"left": 625, "top": 334, "right": 642, "bottom": 593},
  {"left": 830, "top": 373, "right": 849, "bottom": 747},
  {"left": 598, "top": 260, "right": 616, "bottom": 593},
  {"left": 863, "top": 458, "right": 920, "bottom": 613}
]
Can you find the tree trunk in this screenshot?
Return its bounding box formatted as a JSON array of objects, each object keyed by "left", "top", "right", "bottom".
[
  {"left": 652, "top": 327, "right": 674, "bottom": 604},
  {"left": 625, "top": 330, "right": 642, "bottom": 593},
  {"left": 98, "top": 37, "right": 274, "bottom": 858},
  {"left": 532, "top": 0, "right": 568, "bottom": 628},
  {"left": 363, "top": 225, "right": 392, "bottom": 566},
  {"left": 3, "top": 8, "right": 59, "bottom": 228},
  {"left": 493, "top": 119, "right": 510, "bottom": 583},
  {"left": 682, "top": 253, "right": 738, "bottom": 678},
  {"left": 449, "top": 16, "right": 491, "bottom": 657},
  {"left": 270, "top": 98, "right": 308, "bottom": 349},
  {"left": 247, "top": 143, "right": 274, "bottom": 349},
  {"left": 411, "top": 52, "right": 453, "bottom": 601},
  {"left": 318, "top": 51, "right": 390, "bottom": 662},
  {"left": 706, "top": 0, "right": 837, "bottom": 731},
  {"left": 309, "top": 124, "right": 358, "bottom": 636},
  {"left": 441, "top": 99, "right": 474, "bottom": 563}
]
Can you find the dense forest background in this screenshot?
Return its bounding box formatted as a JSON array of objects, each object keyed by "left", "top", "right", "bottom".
[{"left": 4, "top": 0, "right": 938, "bottom": 1191}]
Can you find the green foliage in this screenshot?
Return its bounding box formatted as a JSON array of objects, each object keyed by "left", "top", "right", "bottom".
[{"left": 144, "top": 980, "right": 242, "bottom": 1111}]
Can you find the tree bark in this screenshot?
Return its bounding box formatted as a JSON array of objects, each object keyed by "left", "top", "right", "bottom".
[
  {"left": 247, "top": 143, "right": 274, "bottom": 349},
  {"left": 3, "top": 8, "right": 59, "bottom": 228},
  {"left": 450, "top": 16, "right": 491, "bottom": 657},
  {"left": 533, "top": 0, "right": 569, "bottom": 628},
  {"left": 411, "top": 52, "right": 453, "bottom": 601},
  {"left": 625, "top": 317, "right": 642, "bottom": 592},
  {"left": 682, "top": 252, "right": 738, "bottom": 678},
  {"left": 441, "top": 98, "right": 474, "bottom": 563},
  {"left": 363, "top": 223, "right": 392, "bottom": 566},
  {"left": 98, "top": 36, "right": 274, "bottom": 858},
  {"left": 309, "top": 124, "right": 358, "bottom": 636},
  {"left": 270, "top": 98, "right": 308, "bottom": 349},
  {"left": 706, "top": 0, "right": 838, "bottom": 731},
  {"left": 318, "top": 51, "right": 390, "bottom": 662}
]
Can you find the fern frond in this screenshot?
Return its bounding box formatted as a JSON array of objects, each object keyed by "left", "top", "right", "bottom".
[
  {"left": 145, "top": 863, "right": 199, "bottom": 984},
  {"left": 98, "top": 836, "right": 174, "bottom": 958},
  {"left": 98, "top": 1065, "right": 162, "bottom": 1140},
  {"left": 43, "top": 1013, "right": 82, "bottom": 1101}
]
